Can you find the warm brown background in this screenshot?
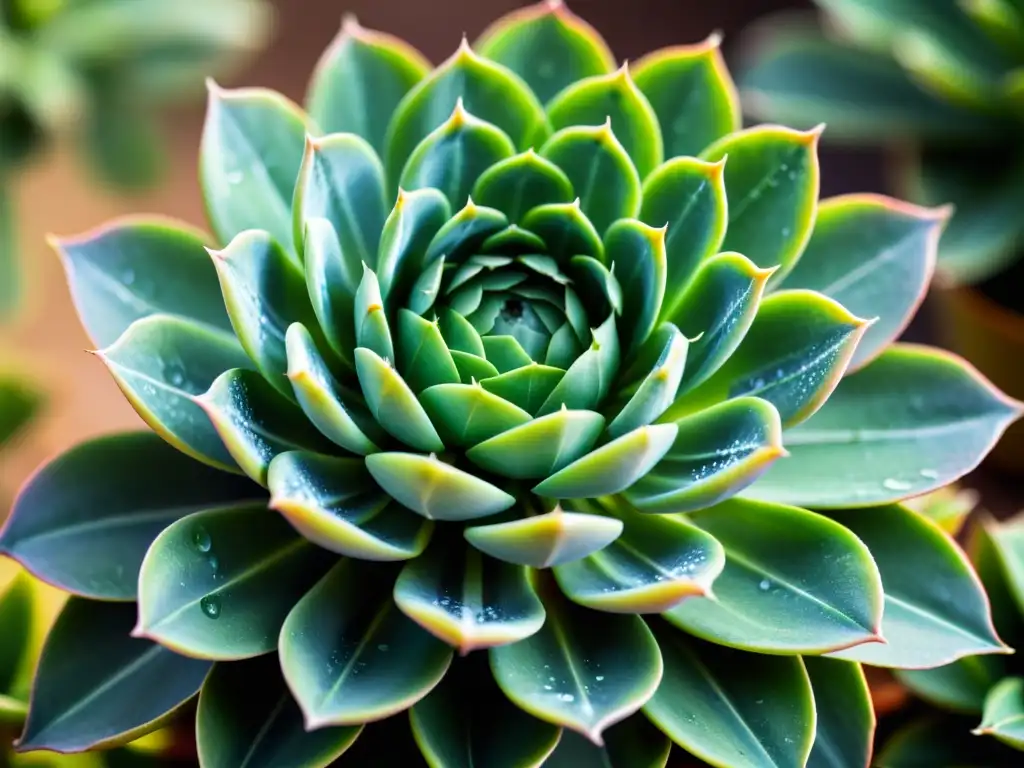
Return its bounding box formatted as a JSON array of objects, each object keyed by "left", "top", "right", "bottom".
[{"left": 1, "top": 0, "right": 892, "bottom": 497}]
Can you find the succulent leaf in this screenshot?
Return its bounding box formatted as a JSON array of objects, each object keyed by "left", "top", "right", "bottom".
[
  {"left": 464, "top": 508, "right": 624, "bottom": 569},
  {"left": 801, "top": 657, "right": 874, "bottom": 768},
  {"left": 197, "top": 654, "right": 362, "bottom": 767},
  {"left": 293, "top": 133, "right": 389, "bottom": 270},
  {"left": 0, "top": 431, "right": 261, "bottom": 601},
  {"left": 825, "top": 504, "right": 1009, "bottom": 669},
  {"left": 546, "top": 65, "right": 664, "bottom": 179},
  {"left": 200, "top": 85, "right": 308, "bottom": 255},
  {"left": 643, "top": 625, "right": 814, "bottom": 768},
  {"left": 98, "top": 314, "right": 250, "bottom": 471},
  {"left": 471, "top": 150, "right": 575, "bottom": 223},
  {"left": 701, "top": 125, "right": 820, "bottom": 286},
  {"left": 306, "top": 16, "right": 430, "bottom": 155},
  {"left": 135, "top": 503, "right": 336, "bottom": 659},
  {"left": 544, "top": 715, "right": 671, "bottom": 768},
  {"left": 490, "top": 576, "right": 663, "bottom": 743},
  {"left": 475, "top": 0, "right": 616, "bottom": 104},
  {"left": 394, "top": 531, "right": 546, "bottom": 653},
  {"left": 977, "top": 677, "right": 1024, "bottom": 750},
  {"left": 51, "top": 217, "right": 229, "bottom": 348},
  {"left": 17, "top": 599, "right": 210, "bottom": 753},
  {"left": 410, "top": 653, "right": 560, "bottom": 767},
  {"left": 634, "top": 36, "right": 742, "bottom": 159},
  {"left": 268, "top": 451, "right": 433, "bottom": 561},
  {"left": 667, "top": 499, "right": 884, "bottom": 654},
  {"left": 279, "top": 559, "right": 452, "bottom": 727}
]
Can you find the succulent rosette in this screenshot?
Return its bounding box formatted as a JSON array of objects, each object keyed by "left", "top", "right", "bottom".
[{"left": 2, "top": 2, "right": 1022, "bottom": 766}]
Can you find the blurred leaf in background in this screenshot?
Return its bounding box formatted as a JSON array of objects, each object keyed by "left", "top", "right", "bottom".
[{"left": 0, "top": 0, "right": 273, "bottom": 320}]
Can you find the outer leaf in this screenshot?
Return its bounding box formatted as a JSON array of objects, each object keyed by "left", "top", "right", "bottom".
[
  {"left": 554, "top": 499, "right": 724, "bottom": 614},
  {"left": 135, "top": 504, "right": 335, "bottom": 660},
  {"left": 268, "top": 451, "right": 432, "bottom": 561},
  {"left": 394, "top": 530, "right": 546, "bottom": 653},
  {"left": 539, "top": 122, "right": 641, "bottom": 236},
  {"left": 279, "top": 559, "right": 452, "bottom": 728},
  {"left": 670, "top": 289, "right": 869, "bottom": 427},
  {"left": 399, "top": 100, "right": 516, "bottom": 208},
  {"left": 667, "top": 253, "right": 772, "bottom": 394},
  {"left": 197, "top": 654, "right": 360, "bottom": 768},
  {"left": 701, "top": 125, "right": 820, "bottom": 285},
  {"left": 605, "top": 219, "right": 666, "bottom": 354},
  {"left": 410, "top": 652, "right": 560, "bottom": 768},
  {"left": 384, "top": 39, "right": 549, "bottom": 189},
  {"left": 544, "top": 716, "right": 671, "bottom": 768},
  {"left": 639, "top": 157, "right": 728, "bottom": 313},
  {"left": 976, "top": 677, "right": 1024, "bottom": 749},
  {"left": 533, "top": 424, "right": 677, "bottom": 498},
  {"left": 803, "top": 657, "right": 874, "bottom": 768},
  {"left": 200, "top": 84, "right": 307, "bottom": 253},
  {"left": 667, "top": 498, "right": 883, "bottom": 654},
  {"left": 826, "top": 505, "right": 1009, "bottom": 669},
  {"left": 634, "top": 35, "right": 741, "bottom": 158},
  {"left": 98, "top": 314, "right": 249, "bottom": 471},
  {"left": 0, "top": 574, "right": 31, "bottom": 695},
  {"left": 52, "top": 217, "right": 229, "bottom": 347},
  {"left": 365, "top": 452, "right": 515, "bottom": 521},
  {"left": 745, "top": 345, "right": 1024, "bottom": 507},
  {"left": 306, "top": 16, "right": 430, "bottom": 154},
  {"left": 0, "top": 432, "right": 260, "bottom": 601},
  {"left": 471, "top": 150, "right": 574, "bottom": 223},
  {"left": 199, "top": 369, "right": 334, "bottom": 486},
  {"left": 464, "top": 508, "right": 624, "bottom": 569},
  {"left": 17, "top": 599, "right": 210, "bottom": 753},
  {"left": 466, "top": 409, "right": 605, "bottom": 479},
  {"left": 354, "top": 347, "right": 444, "bottom": 453},
  {"left": 491, "top": 576, "right": 663, "bottom": 743},
  {"left": 780, "top": 194, "right": 946, "bottom": 369},
  {"left": 293, "top": 133, "right": 388, "bottom": 270},
  {"left": 546, "top": 66, "right": 663, "bottom": 179},
  {"left": 475, "top": 0, "right": 616, "bottom": 103},
  {"left": 625, "top": 397, "right": 784, "bottom": 514},
  {"left": 646, "top": 625, "right": 814, "bottom": 768},
  {"left": 211, "top": 230, "right": 324, "bottom": 397}
]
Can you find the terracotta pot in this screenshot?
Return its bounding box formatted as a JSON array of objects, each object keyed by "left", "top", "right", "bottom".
[{"left": 932, "top": 285, "right": 1024, "bottom": 473}]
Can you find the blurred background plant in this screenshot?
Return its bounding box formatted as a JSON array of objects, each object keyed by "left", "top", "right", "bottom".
[
  {"left": 0, "top": 0, "right": 271, "bottom": 319},
  {"left": 737, "top": 0, "right": 1024, "bottom": 472}
]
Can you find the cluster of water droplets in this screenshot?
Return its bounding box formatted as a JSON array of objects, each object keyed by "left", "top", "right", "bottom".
[{"left": 191, "top": 524, "right": 223, "bottom": 619}]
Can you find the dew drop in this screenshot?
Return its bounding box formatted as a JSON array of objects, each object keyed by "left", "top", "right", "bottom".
[
  {"left": 226, "top": 170, "right": 244, "bottom": 185},
  {"left": 377, "top": 643, "right": 389, "bottom": 652},
  {"left": 557, "top": 693, "right": 575, "bottom": 702},
  {"left": 200, "top": 595, "right": 221, "bottom": 619},
  {"left": 192, "top": 526, "right": 212, "bottom": 553},
  {"left": 882, "top": 478, "right": 913, "bottom": 492},
  {"left": 595, "top": 675, "right": 605, "bottom": 682},
  {"left": 919, "top": 468, "right": 939, "bottom": 480},
  {"left": 758, "top": 579, "right": 771, "bottom": 592}
]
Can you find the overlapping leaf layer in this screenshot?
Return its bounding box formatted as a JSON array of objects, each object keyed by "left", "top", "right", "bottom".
[
  {"left": 740, "top": 0, "right": 1024, "bottom": 286},
  {"left": 1, "top": 2, "right": 1022, "bottom": 766}
]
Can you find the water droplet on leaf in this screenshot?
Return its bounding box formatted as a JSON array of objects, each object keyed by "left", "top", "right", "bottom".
[
  {"left": 192, "top": 526, "right": 212, "bottom": 553},
  {"left": 200, "top": 595, "right": 221, "bottom": 619}
]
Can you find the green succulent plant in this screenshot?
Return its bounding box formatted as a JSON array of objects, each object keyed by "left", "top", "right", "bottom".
[
  {"left": 738, "top": 0, "right": 1024, "bottom": 294},
  {"left": 872, "top": 511, "right": 1024, "bottom": 766},
  {"left": 0, "top": 0, "right": 271, "bottom": 317},
  {"left": 2, "top": 2, "right": 1023, "bottom": 766}
]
